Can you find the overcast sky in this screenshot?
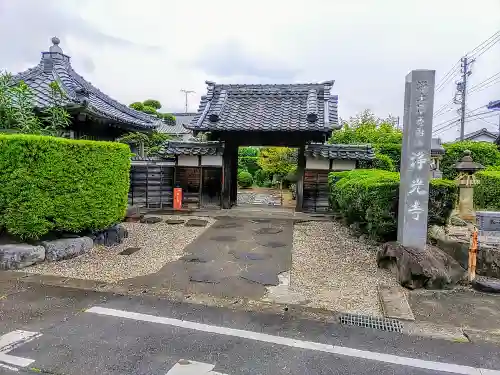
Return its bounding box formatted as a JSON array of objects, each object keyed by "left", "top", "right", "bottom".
[{"left": 1, "top": 0, "right": 499, "bottom": 141}]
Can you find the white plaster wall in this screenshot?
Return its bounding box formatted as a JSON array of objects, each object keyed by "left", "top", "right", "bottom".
[
  {"left": 468, "top": 134, "right": 496, "bottom": 142},
  {"left": 305, "top": 157, "right": 330, "bottom": 170},
  {"left": 331, "top": 160, "right": 356, "bottom": 171},
  {"left": 201, "top": 155, "right": 222, "bottom": 166},
  {"left": 177, "top": 155, "right": 199, "bottom": 166}
]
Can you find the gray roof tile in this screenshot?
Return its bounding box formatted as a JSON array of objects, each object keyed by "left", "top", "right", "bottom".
[
  {"left": 431, "top": 138, "right": 445, "bottom": 155},
  {"left": 11, "top": 38, "right": 159, "bottom": 130},
  {"left": 160, "top": 141, "right": 224, "bottom": 156},
  {"left": 186, "top": 81, "right": 340, "bottom": 133},
  {"left": 157, "top": 113, "right": 195, "bottom": 135},
  {"left": 305, "top": 143, "right": 375, "bottom": 161}
]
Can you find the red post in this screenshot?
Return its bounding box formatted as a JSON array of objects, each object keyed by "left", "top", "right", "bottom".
[{"left": 173, "top": 187, "right": 182, "bottom": 210}]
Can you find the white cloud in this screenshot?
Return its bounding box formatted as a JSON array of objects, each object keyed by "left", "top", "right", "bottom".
[{"left": 1, "top": 0, "right": 499, "bottom": 139}]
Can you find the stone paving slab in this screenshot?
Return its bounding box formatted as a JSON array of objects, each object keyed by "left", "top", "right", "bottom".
[
  {"left": 120, "top": 218, "right": 293, "bottom": 300},
  {"left": 378, "top": 285, "right": 415, "bottom": 321}
]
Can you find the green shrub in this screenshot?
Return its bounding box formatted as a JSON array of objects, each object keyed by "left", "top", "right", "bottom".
[
  {"left": 441, "top": 141, "right": 500, "bottom": 180},
  {"left": 358, "top": 153, "right": 395, "bottom": 171},
  {"left": 375, "top": 143, "right": 402, "bottom": 170},
  {"left": 254, "top": 169, "right": 272, "bottom": 186},
  {"left": 238, "top": 171, "right": 253, "bottom": 188},
  {"left": 475, "top": 171, "right": 500, "bottom": 210},
  {"left": 0, "top": 134, "right": 131, "bottom": 239},
  {"left": 329, "top": 169, "right": 457, "bottom": 240},
  {"left": 238, "top": 156, "right": 260, "bottom": 176}
]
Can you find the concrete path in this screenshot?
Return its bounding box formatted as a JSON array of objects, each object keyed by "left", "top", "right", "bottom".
[
  {"left": 119, "top": 218, "right": 293, "bottom": 300},
  {"left": 409, "top": 288, "right": 500, "bottom": 342},
  {"left": 2, "top": 284, "right": 500, "bottom": 374}
]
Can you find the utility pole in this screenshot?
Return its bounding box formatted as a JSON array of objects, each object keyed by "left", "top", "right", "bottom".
[
  {"left": 455, "top": 56, "right": 474, "bottom": 140},
  {"left": 180, "top": 89, "right": 195, "bottom": 113}
]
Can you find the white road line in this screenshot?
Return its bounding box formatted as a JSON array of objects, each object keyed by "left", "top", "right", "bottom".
[
  {"left": 165, "top": 359, "right": 228, "bottom": 374},
  {"left": 0, "top": 330, "right": 40, "bottom": 367},
  {"left": 87, "top": 306, "right": 499, "bottom": 375}
]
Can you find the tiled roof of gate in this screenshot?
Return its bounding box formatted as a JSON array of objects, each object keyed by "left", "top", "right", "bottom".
[
  {"left": 305, "top": 144, "right": 375, "bottom": 160},
  {"left": 431, "top": 138, "right": 445, "bottom": 155},
  {"left": 160, "top": 141, "right": 224, "bottom": 156},
  {"left": 185, "top": 81, "right": 340, "bottom": 133},
  {"left": 11, "top": 37, "right": 160, "bottom": 130}
]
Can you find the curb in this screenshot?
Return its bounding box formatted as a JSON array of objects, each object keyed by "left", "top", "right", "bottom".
[{"left": 3, "top": 271, "right": 499, "bottom": 345}]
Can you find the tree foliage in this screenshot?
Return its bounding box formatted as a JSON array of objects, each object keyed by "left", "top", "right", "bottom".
[
  {"left": 117, "top": 130, "right": 173, "bottom": 156},
  {"left": 0, "top": 71, "right": 70, "bottom": 136},
  {"left": 329, "top": 109, "right": 402, "bottom": 145},
  {"left": 128, "top": 99, "right": 176, "bottom": 125},
  {"left": 143, "top": 99, "right": 162, "bottom": 110},
  {"left": 258, "top": 147, "right": 296, "bottom": 178},
  {"left": 441, "top": 141, "right": 500, "bottom": 180}
]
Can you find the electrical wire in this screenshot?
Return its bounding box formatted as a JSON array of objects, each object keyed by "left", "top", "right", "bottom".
[
  {"left": 469, "top": 79, "right": 500, "bottom": 95},
  {"left": 468, "top": 71, "right": 500, "bottom": 92},
  {"left": 435, "top": 61, "right": 461, "bottom": 93},
  {"left": 467, "top": 30, "right": 500, "bottom": 57}
]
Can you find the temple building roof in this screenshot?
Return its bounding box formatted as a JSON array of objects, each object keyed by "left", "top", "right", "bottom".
[
  {"left": 186, "top": 81, "right": 340, "bottom": 134},
  {"left": 11, "top": 37, "right": 160, "bottom": 131},
  {"left": 305, "top": 143, "right": 375, "bottom": 160},
  {"left": 160, "top": 141, "right": 224, "bottom": 156}
]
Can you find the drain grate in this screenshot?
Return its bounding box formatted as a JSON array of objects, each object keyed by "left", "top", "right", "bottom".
[{"left": 338, "top": 313, "right": 403, "bottom": 333}]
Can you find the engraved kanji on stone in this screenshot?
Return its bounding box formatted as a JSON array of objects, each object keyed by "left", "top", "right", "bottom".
[
  {"left": 408, "top": 178, "right": 427, "bottom": 195},
  {"left": 416, "top": 80, "right": 429, "bottom": 93},
  {"left": 410, "top": 151, "right": 428, "bottom": 170},
  {"left": 408, "top": 200, "right": 424, "bottom": 220}
]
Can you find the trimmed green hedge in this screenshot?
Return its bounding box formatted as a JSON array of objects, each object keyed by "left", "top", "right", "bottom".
[
  {"left": 475, "top": 171, "right": 500, "bottom": 210},
  {"left": 442, "top": 141, "right": 500, "bottom": 180},
  {"left": 0, "top": 134, "right": 131, "bottom": 239},
  {"left": 358, "top": 153, "right": 395, "bottom": 171},
  {"left": 374, "top": 143, "right": 402, "bottom": 171},
  {"left": 329, "top": 169, "right": 457, "bottom": 240}
]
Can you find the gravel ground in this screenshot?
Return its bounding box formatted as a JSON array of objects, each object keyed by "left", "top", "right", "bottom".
[
  {"left": 291, "top": 221, "right": 401, "bottom": 317},
  {"left": 24, "top": 216, "right": 215, "bottom": 283}
]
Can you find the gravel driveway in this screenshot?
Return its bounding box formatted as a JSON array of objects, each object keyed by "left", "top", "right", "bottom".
[
  {"left": 291, "top": 221, "right": 400, "bottom": 316},
  {"left": 23, "top": 216, "right": 214, "bottom": 283}
]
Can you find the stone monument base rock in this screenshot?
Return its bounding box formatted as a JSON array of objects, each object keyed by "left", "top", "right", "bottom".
[{"left": 377, "top": 242, "right": 467, "bottom": 289}]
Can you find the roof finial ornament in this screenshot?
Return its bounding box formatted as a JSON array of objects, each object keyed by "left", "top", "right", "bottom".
[{"left": 49, "top": 36, "right": 63, "bottom": 53}]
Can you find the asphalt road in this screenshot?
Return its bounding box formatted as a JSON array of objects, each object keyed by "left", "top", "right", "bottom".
[{"left": 1, "top": 282, "right": 500, "bottom": 375}]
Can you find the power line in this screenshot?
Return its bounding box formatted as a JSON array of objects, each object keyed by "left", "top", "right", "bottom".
[
  {"left": 468, "top": 71, "right": 500, "bottom": 94},
  {"left": 469, "top": 78, "right": 500, "bottom": 94},
  {"left": 475, "top": 117, "right": 499, "bottom": 127},
  {"left": 432, "top": 108, "right": 492, "bottom": 135},
  {"left": 467, "top": 30, "right": 500, "bottom": 57},
  {"left": 435, "top": 60, "right": 461, "bottom": 93}
]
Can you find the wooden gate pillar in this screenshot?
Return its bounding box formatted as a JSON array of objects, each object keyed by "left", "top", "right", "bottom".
[
  {"left": 230, "top": 145, "right": 238, "bottom": 206},
  {"left": 222, "top": 142, "right": 238, "bottom": 209},
  {"left": 295, "top": 143, "right": 306, "bottom": 212}
]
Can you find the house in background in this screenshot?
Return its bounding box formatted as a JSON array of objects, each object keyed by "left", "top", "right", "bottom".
[
  {"left": 9, "top": 37, "right": 160, "bottom": 140},
  {"left": 454, "top": 128, "right": 499, "bottom": 143},
  {"left": 157, "top": 112, "right": 195, "bottom": 141}
]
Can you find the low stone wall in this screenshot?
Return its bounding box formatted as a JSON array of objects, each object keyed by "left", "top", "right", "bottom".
[
  {"left": 429, "top": 225, "right": 500, "bottom": 279},
  {"left": 0, "top": 224, "right": 128, "bottom": 270}
]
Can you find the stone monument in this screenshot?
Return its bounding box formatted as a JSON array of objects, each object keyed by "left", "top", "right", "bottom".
[
  {"left": 454, "top": 150, "right": 484, "bottom": 222},
  {"left": 397, "top": 70, "right": 436, "bottom": 251}
]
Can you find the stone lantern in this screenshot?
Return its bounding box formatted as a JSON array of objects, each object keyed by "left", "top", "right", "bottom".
[{"left": 454, "top": 150, "right": 484, "bottom": 222}]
